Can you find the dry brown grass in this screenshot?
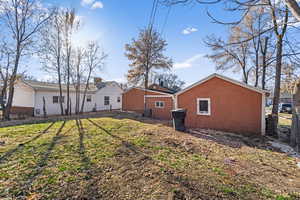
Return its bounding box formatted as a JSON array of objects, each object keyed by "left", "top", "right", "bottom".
[{"left": 0, "top": 113, "right": 299, "bottom": 199}]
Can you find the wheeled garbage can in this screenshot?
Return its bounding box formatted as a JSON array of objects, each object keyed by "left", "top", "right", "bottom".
[{"left": 171, "top": 109, "right": 187, "bottom": 131}]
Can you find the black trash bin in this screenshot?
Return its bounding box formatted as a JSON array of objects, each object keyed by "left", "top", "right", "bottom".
[
  {"left": 171, "top": 109, "right": 187, "bottom": 131},
  {"left": 143, "top": 108, "right": 152, "bottom": 118}
]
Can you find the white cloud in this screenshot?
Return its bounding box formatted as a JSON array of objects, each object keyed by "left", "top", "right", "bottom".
[
  {"left": 182, "top": 27, "right": 198, "bottom": 35},
  {"left": 91, "top": 1, "right": 104, "bottom": 9},
  {"left": 174, "top": 54, "right": 204, "bottom": 69},
  {"left": 81, "top": 0, "right": 94, "bottom": 6},
  {"left": 81, "top": 0, "right": 103, "bottom": 9}
]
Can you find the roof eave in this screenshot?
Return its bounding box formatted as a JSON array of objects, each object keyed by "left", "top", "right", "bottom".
[{"left": 175, "top": 73, "right": 268, "bottom": 96}]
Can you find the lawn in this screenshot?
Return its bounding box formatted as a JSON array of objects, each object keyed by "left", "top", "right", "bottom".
[
  {"left": 279, "top": 113, "right": 292, "bottom": 127},
  {"left": 0, "top": 114, "right": 299, "bottom": 199}
]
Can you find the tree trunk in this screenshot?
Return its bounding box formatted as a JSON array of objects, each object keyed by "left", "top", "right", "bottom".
[
  {"left": 80, "top": 71, "right": 92, "bottom": 113},
  {"left": 260, "top": 36, "right": 269, "bottom": 90},
  {"left": 271, "top": 36, "right": 283, "bottom": 136},
  {"left": 285, "top": 0, "right": 300, "bottom": 21},
  {"left": 4, "top": 44, "right": 21, "bottom": 120},
  {"left": 1, "top": 80, "right": 8, "bottom": 113},
  {"left": 242, "top": 67, "right": 248, "bottom": 84},
  {"left": 66, "top": 69, "right": 70, "bottom": 115},
  {"left": 58, "top": 70, "right": 64, "bottom": 115},
  {"left": 43, "top": 96, "right": 47, "bottom": 118},
  {"left": 144, "top": 69, "right": 149, "bottom": 112},
  {"left": 262, "top": 63, "right": 266, "bottom": 90},
  {"left": 254, "top": 51, "right": 259, "bottom": 87}
]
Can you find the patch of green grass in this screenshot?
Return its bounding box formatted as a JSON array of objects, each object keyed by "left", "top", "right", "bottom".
[
  {"left": 278, "top": 113, "right": 292, "bottom": 126},
  {"left": 220, "top": 186, "right": 239, "bottom": 196},
  {"left": 212, "top": 167, "right": 226, "bottom": 176},
  {"left": 131, "top": 136, "right": 149, "bottom": 147},
  {"left": 275, "top": 195, "right": 293, "bottom": 200}
]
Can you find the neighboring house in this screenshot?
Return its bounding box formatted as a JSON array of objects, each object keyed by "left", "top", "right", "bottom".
[
  {"left": 95, "top": 81, "right": 123, "bottom": 111},
  {"left": 0, "top": 78, "right": 123, "bottom": 117},
  {"left": 267, "top": 91, "right": 293, "bottom": 105},
  {"left": 122, "top": 73, "right": 267, "bottom": 135},
  {"left": 122, "top": 87, "right": 174, "bottom": 120},
  {"left": 148, "top": 83, "right": 176, "bottom": 94}
]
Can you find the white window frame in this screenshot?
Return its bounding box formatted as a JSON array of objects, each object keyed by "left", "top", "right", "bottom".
[
  {"left": 155, "top": 101, "right": 165, "bottom": 108},
  {"left": 197, "top": 98, "right": 211, "bottom": 116}
]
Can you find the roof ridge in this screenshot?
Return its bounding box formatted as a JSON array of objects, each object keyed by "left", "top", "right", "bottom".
[{"left": 176, "top": 73, "right": 268, "bottom": 96}]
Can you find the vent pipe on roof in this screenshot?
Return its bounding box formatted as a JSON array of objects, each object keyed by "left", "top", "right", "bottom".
[{"left": 159, "top": 78, "right": 164, "bottom": 87}]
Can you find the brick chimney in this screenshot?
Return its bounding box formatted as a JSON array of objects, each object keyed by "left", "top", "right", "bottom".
[
  {"left": 94, "top": 77, "right": 102, "bottom": 85},
  {"left": 159, "top": 78, "right": 164, "bottom": 87}
]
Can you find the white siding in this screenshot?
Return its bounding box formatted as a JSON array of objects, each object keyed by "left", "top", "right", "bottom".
[
  {"left": 34, "top": 91, "right": 96, "bottom": 116},
  {"left": 95, "top": 83, "right": 123, "bottom": 111},
  {"left": 12, "top": 82, "right": 35, "bottom": 108}
]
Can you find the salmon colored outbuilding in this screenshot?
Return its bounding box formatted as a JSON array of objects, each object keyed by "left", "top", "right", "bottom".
[
  {"left": 175, "top": 74, "right": 266, "bottom": 135},
  {"left": 122, "top": 74, "right": 266, "bottom": 135},
  {"left": 122, "top": 87, "right": 173, "bottom": 115},
  {"left": 145, "top": 96, "right": 173, "bottom": 120}
]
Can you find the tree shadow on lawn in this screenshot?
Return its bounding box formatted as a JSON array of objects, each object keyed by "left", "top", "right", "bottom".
[
  {"left": 16, "top": 121, "right": 75, "bottom": 197},
  {"left": 85, "top": 118, "right": 229, "bottom": 200},
  {"left": 74, "top": 119, "right": 103, "bottom": 199},
  {"left": 0, "top": 121, "right": 56, "bottom": 164}
]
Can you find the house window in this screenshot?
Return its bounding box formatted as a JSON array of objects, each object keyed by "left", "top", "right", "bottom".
[
  {"left": 155, "top": 101, "right": 165, "bottom": 108},
  {"left": 53, "top": 96, "right": 59, "bottom": 104},
  {"left": 117, "top": 97, "right": 121, "bottom": 103},
  {"left": 104, "top": 96, "right": 110, "bottom": 105},
  {"left": 197, "top": 98, "right": 211, "bottom": 116},
  {"left": 87, "top": 95, "right": 92, "bottom": 102},
  {"left": 35, "top": 109, "right": 40, "bottom": 115},
  {"left": 53, "top": 96, "right": 64, "bottom": 104}
]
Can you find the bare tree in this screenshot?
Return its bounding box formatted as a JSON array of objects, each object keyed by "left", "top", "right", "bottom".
[
  {"left": 164, "top": 0, "right": 299, "bottom": 136},
  {"left": 0, "top": 43, "right": 13, "bottom": 113},
  {"left": 72, "top": 47, "right": 84, "bottom": 115},
  {"left": 162, "top": 0, "right": 300, "bottom": 23},
  {"left": 268, "top": 4, "right": 289, "bottom": 135},
  {"left": 80, "top": 41, "right": 107, "bottom": 113},
  {"left": 125, "top": 28, "right": 172, "bottom": 89},
  {"left": 152, "top": 73, "right": 185, "bottom": 92},
  {"left": 0, "top": 0, "right": 51, "bottom": 120},
  {"left": 205, "top": 30, "right": 252, "bottom": 83},
  {"left": 62, "top": 9, "right": 80, "bottom": 115},
  {"left": 281, "top": 62, "right": 300, "bottom": 94},
  {"left": 39, "top": 8, "right": 65, "bottom": 115}
]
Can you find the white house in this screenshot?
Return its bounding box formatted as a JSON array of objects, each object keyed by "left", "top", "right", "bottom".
[{"left": 0, "top": 78, "right": 123, "bottom": 117}]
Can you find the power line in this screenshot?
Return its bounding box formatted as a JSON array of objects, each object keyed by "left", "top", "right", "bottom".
[
  {"left": 148, "top": 0, "right": 160, "bottom": 30},
  {"left": 161, "top": 5, "right": 172, "bottom": 36},
  {"left": 148, "top": 0, "right": 157, "bottom": 28}
]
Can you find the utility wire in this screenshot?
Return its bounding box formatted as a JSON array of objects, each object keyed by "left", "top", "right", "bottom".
[
  {"left": 148, "top": 0, "right": 159, "bottom": 30},
  {"left": 161, "top": 5, "right": 172, "bottom": 36}
]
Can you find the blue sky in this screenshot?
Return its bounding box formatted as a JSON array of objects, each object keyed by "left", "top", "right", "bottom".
[{"left": 28, "top": 0, "right": 242, "bottom": 86}]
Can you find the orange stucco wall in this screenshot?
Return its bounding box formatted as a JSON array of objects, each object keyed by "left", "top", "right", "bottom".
[
  {"left": 177, "top": 77, "right": 262, "bottom": 135},
  {"left": 122, "top": 88, "right": 168, "bottom": 114},
  {"left": 145, "top": 96, "right": 173, "bottom": 120}
]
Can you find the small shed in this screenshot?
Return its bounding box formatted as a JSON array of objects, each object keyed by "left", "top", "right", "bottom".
[
  {"left": 175, "top": 74, "right": 267, "bottom": 135},
  {"left": 122, "top": 87, "right": 174, "bottom": 120},
  {"left": 145, "top": 94, "right": 174, "bottom": 120}
]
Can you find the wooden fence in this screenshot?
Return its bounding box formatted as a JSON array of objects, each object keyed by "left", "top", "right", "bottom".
[{"left": 291, "top": 112, "right": 300, "bottom": 153}]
